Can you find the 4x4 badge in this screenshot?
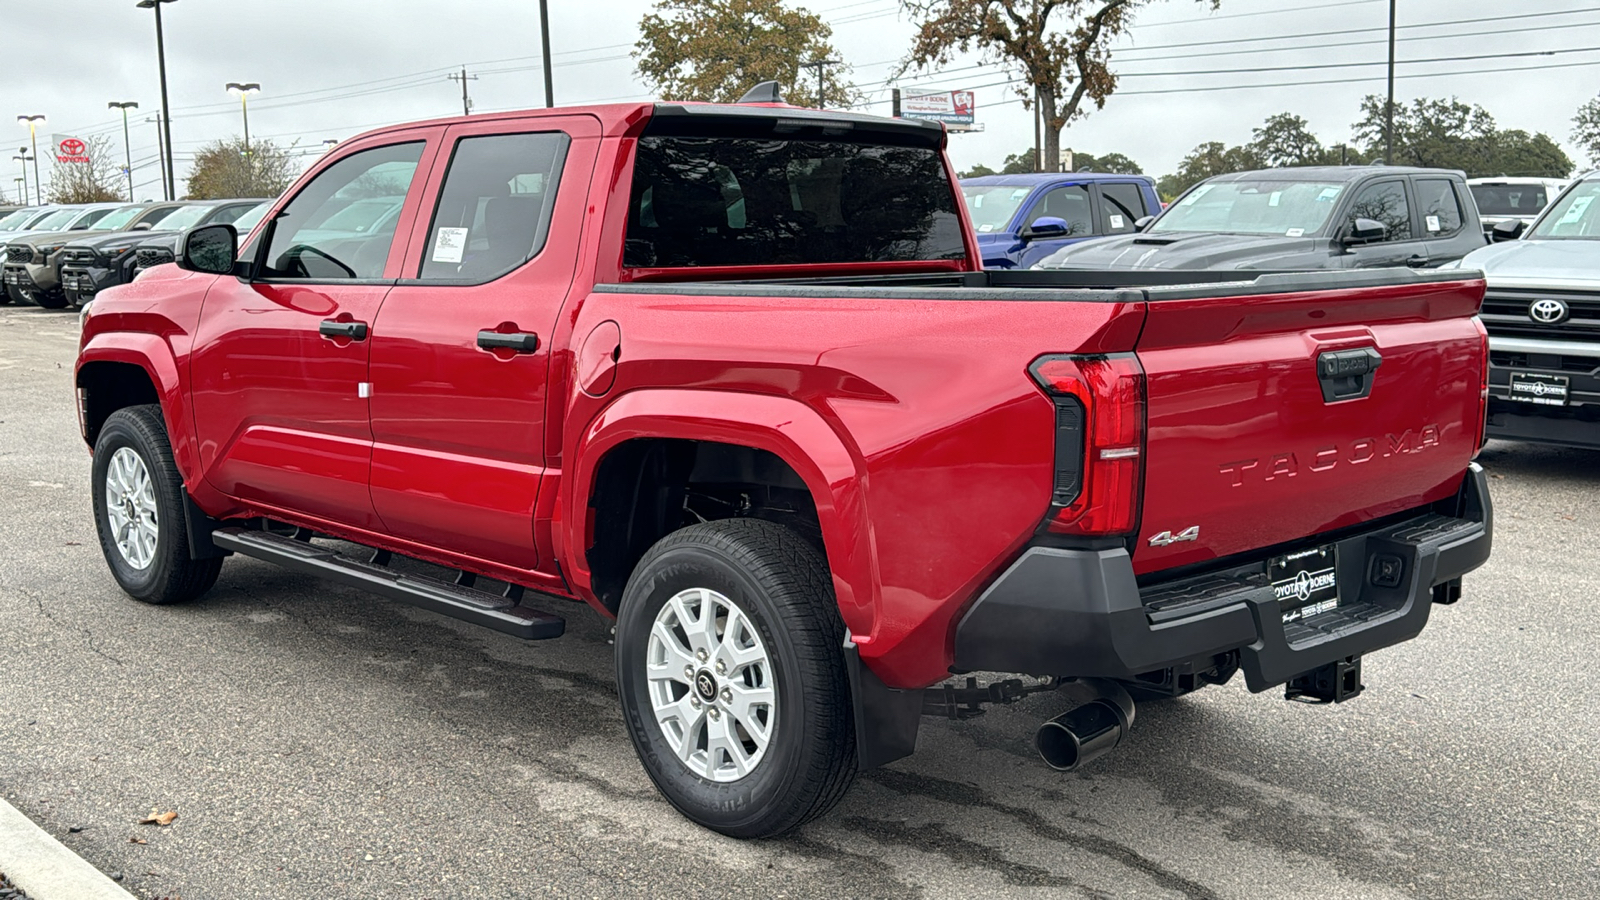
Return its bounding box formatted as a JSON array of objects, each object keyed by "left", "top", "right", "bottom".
[
  {"left": 1149, "top": 526, "right": 1200, "bottom": 547},
  {"left": 1529, "top": 298, "right": 1568, "bottom": 324}
]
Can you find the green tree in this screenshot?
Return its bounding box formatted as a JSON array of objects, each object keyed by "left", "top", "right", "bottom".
[
  {"left": 1572, "top": 94, "right": 1600, "bottom": 167},
  {"left": 1157, "top": 140, "right": 1263, "bottom": 198},
  {"left": 1483, "top": 130, "right": 1571, "bottom": 178},
  {"left": 960, "top": 163, "right": 998, "bottom": 177},
  {"left": 1249, "top": 112, "right": 1324, "bottom": 168},
  {"left": 634, "top": 0, "right": 856, "bottom": 108},
  {"left": 185, "top": 137, "right": 298, "bottom": 200},
  {"left": 899, "top": 0, "right": 1218, "bottom": 174},
  {"left": 1067, "top": 149, "right": 1143, "bottom": 173},
  {"left": 47, "top": 135, "right": 125, "bottom": 203},
  {"left": 1001, "top": 147, "right": 1038, "bottom": 174}
]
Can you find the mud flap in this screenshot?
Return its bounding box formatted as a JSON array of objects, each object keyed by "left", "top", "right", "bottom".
[{"left": 844, "top": 640, "right": 922, "bottom": 770}]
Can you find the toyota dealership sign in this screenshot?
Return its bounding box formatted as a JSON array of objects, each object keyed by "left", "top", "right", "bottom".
[{"left": 53, "top": 135, "right": 90, "bottom": 164}]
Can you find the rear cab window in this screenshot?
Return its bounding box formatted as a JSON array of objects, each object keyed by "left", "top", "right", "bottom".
[
  {"left": 1413, "top": 178, "right": 1464, "bottom": 237},
  {"left": 418, "top": 132, "right": 569, "bottom": 282},
  {"left": 624, "top": 128, "right": 966, "bottom": 270},
  {"left": 1098, "top": 182, "right": 1147, "bottom": 234}
]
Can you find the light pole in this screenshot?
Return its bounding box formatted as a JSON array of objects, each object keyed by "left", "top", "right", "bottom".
[
  {"left": 13, "top": 152, "right": 32, "bottom": 206},
  {"left": 227, "top": 83, "right": 260, "bottom": 194},
  {"left": 1385, "top": 0, "right": 1396, "bottom": 167},
  {"left": 12, "top": 177, "right": 22, "bottom": 206},
  {"left": 137, "top": 0, "right": 177, "bottom": 201},
  {"left": 109, "top": 101, "right": 139, "bottom": 202},
  {"left": 17, "top": 116, "right": 44, "bottom": 204}
]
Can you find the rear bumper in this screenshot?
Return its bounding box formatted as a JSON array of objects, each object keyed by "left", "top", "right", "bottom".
[{"left": 953, "top": 464, "right": 1492, "bottom": 692}]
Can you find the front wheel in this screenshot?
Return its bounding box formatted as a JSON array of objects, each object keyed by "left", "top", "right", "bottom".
[
  {"left": 615, "top": 518, "right": 856, "bottom": 838},
  {"left": 92, "top": 405, "right": 223, "bottom": 604}
]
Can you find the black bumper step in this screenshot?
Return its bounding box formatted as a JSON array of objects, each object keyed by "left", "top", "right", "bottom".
[{"left": 211, "top": 528, "right": 566, "bottom": 640}]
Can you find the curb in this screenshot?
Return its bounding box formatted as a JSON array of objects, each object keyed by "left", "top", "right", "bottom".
[{"left": 0, "top": 798, "right": 135, "bottom": 900}]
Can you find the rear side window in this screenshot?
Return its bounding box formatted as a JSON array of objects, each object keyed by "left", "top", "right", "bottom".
[
  {"left": 207, "top": 204, "right": 251, "bottom": 226},
  {"left": 624, "top": 136, "right": 966, "bottom": 268},
  {"left": 1347, "top": 180, "right": 1412, "bottom": 242},
  {"left": 1025, "top": 185, "right": 1092, "bottom": 236},
  {"left": 1414, "top": 179, "right": 1463, "bottom": 237},
  {"left": 419, "top": 132, "right": 569, "bottom": 281},
  {"left": 1099, "top": 182, "right": 1147, "bottom": 234}
]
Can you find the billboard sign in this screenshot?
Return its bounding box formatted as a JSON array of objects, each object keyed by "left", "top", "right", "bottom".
[
  {"left": 53, "top": 135, "right": 90, "bottom": 164},
  {"left": 900, "top": 90, "right": 976, "bottom": 126}
]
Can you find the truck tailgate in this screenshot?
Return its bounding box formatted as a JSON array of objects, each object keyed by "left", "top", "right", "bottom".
[{"left": 1132, "top": 275, "right": 1486, "bottom": 575}]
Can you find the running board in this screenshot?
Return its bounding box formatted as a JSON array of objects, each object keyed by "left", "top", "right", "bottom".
[{"left": 211, "top": 527, "right": 566, "bottom": 640}]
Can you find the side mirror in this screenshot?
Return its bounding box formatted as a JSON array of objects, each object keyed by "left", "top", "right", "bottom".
[
  {"left": 1345, "top": 217, "right": 1387, "bottom": 245},
  {"left": 1491, "top": 220, "right": 1526, "bottom": 243},
  {"left": 131, "top": 222, "right": 153, "bottom": 231},
  {"left": 1021, "top": 216, "right": 1069, "bottom": 241},
  {"left": 176, "top": 223, "right": 238, "bottom": 275},
  {"left": 1133, "top": 215, "right": 1155, "bottom": 232}
]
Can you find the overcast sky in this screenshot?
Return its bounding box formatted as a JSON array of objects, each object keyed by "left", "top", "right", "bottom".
[{"left": 3, "top": 0, "right": 1596, "bottom": 202}]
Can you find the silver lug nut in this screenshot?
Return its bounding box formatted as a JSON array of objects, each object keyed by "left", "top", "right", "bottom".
[
  {"left": 708, "top": 707, "right": 720, "bottom": 720},
  {"left": 684, "top": 665, "right": 695, "bottom": 680},
  {"left": 690, "top": 697, "right": 701, "bottom": 709},
  {"left": 696, "top": 649, "right": 708, "bottom": 662},
  {"left": 720, "top": 687, "right": 732, "bottom": 704},
  {"left": 715, "top": 660, "right": 726, "bottom": 675}
]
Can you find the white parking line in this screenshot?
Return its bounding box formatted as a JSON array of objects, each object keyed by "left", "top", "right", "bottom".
[{"left": 0, "top": 798, "right": 134, "bottom": 900}]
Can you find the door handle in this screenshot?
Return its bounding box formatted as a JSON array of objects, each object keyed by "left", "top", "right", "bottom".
[
  {"left": 319, "top": 319, "right": 368, "bottom": 340},
  {"left": 1405, "top": 255, "right": 1429, "bottom": 268},
  {"left": 477, "top": 331, "right": 539, "bottom": 353}
]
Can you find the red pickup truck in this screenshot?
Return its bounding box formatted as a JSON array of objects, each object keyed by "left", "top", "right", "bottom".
[{"left": 76, "top": 94, "right": 1492, "bottom": 838}]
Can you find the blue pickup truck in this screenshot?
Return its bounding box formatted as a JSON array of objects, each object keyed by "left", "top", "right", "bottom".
[{"left": 959, "top": 172, "right": 1163, "bottom": 268}]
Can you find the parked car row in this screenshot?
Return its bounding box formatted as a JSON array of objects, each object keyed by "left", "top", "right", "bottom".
[
  {"left": 957, "top": 162, "right": 1600, "bottom": 453},
  {"left": 0, "top": 198, "right": 266, "bottom": 309}
]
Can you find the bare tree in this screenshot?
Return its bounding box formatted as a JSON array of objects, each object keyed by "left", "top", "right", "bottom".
[
  {"left": 185, "top": 137, "right": 298, "bottom": 200},
  {"left": 900, "top": 0, "right": 1218, "bottom": 172},
  {"left": 47, "top": 135, "right": 126, "bottom": 203}
]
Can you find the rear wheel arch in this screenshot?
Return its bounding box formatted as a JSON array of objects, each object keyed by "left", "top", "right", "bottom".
[{"left": 567, "top": 391, "right": 877, "bottom": 636}]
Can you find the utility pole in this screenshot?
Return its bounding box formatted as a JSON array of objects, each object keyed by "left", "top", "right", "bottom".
[
  {"left": 137, "top": 0, "right": 178, "bottom": 201},
  {"left": 1385, "top": 0, "right": 1396, "bottom": 166},
  {"left": 447, "top": 67, "right": 478, "bottom": 116},
  {"left": 801, "top": 58, "right": 840, "bottom": 109},
  {"left": 109, "top": 102, "right": 140, "bottom": 201},
  {"left": 539, "top": 0, "right": 555, "bottom": 107}
]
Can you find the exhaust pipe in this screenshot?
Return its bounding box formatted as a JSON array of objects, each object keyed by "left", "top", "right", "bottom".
[{"left": 1035, "top": 680, "right": 1136, "bottom": 772}]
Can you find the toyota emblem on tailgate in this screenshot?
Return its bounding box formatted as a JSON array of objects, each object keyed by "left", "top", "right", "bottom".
[{"left": 1529, "top": 299, "right": 1569, "bottom": 324}]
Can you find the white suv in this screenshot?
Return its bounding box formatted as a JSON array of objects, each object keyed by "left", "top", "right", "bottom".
[{"left": 1467, "top": 177, "right": 1568, "bottom": 238}]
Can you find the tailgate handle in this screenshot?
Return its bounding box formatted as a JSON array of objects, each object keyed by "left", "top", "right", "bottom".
[{"left": 1317, "top": 347, "right": 1382, "bottom": 403}]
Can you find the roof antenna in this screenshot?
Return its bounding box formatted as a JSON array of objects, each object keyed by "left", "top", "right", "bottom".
[{"left": 737, "top": 81, "right": 783, "bottom": 104}]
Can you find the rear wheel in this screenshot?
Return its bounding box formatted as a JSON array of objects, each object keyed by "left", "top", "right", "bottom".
[
  {"left": 33, "top": 289, "right": 69, "bottom": 310},
  {"left": 615, "top": 518, "right": 856, "bottom": 838},
  {"left": 92, "top": 405, "right": 223, "bottom": 604}
]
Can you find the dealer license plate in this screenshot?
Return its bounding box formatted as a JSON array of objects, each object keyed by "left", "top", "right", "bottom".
[
  {"left": 1269, "top": 546, "right": 1338, "bottom": 624},
  {"left": 1508, "top": 371, "right": 1568, "bottom": 406}
]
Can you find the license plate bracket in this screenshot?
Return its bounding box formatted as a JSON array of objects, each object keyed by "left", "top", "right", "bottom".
[
  {"left": 1269, "top": 546, "right": 1338, "bottom": 624},
  {"left": 1508, "top": 371, "right": 1569, "bottom": 406}
]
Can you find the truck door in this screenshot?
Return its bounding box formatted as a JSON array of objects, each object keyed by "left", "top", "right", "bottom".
[
  {"left": 366, "top": 115, "right": 600, "bottom": 570},
  {"left": 189, "top": 131, "right": 439, "bottom": 528},
  {"left": 1344, "top": 179, "right": 1429, "bottom": 269},
  {"left": 1016, "top": 183, "right": 1094, "bottom": 268}
]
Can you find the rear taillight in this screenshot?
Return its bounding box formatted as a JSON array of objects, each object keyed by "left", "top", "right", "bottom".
[
  {"left": 1028, "top": 353, "right": 1145, "bottom": 535},
  {"left": 1473, "top": 318, "right": 1490, "bottom": 458}
]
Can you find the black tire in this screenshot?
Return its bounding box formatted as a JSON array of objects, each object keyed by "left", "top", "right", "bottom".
[
  {"left": 92, "top": 405, "right": 223, "bottom": 604},
  {"left": 33, "top": 289, "right": 69, "bottom": 310},
  {"left": 616, "top": 518, "right": 856, "bottom": 838}
]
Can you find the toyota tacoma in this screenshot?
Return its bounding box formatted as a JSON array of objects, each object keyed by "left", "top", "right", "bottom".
[{"left": 76, "top": 89, "right": 1493, "bottom": 838}]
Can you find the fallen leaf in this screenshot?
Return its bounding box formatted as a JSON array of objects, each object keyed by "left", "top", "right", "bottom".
[
  {"left": 137, "top": 810, "right": 177, "bottom": 826},
  {"left": 129, "top": 836, "right": 148, "bottom": 844}
]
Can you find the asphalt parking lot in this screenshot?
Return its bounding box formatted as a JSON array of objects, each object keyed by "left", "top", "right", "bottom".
[{"left": 2, "top": 303, "right": 1597, "bottom": 900}]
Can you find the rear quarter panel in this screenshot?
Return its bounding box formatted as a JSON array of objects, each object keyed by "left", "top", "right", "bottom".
[{"left": 562, "top": 288, "right": 1145, "bottom": 687}]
